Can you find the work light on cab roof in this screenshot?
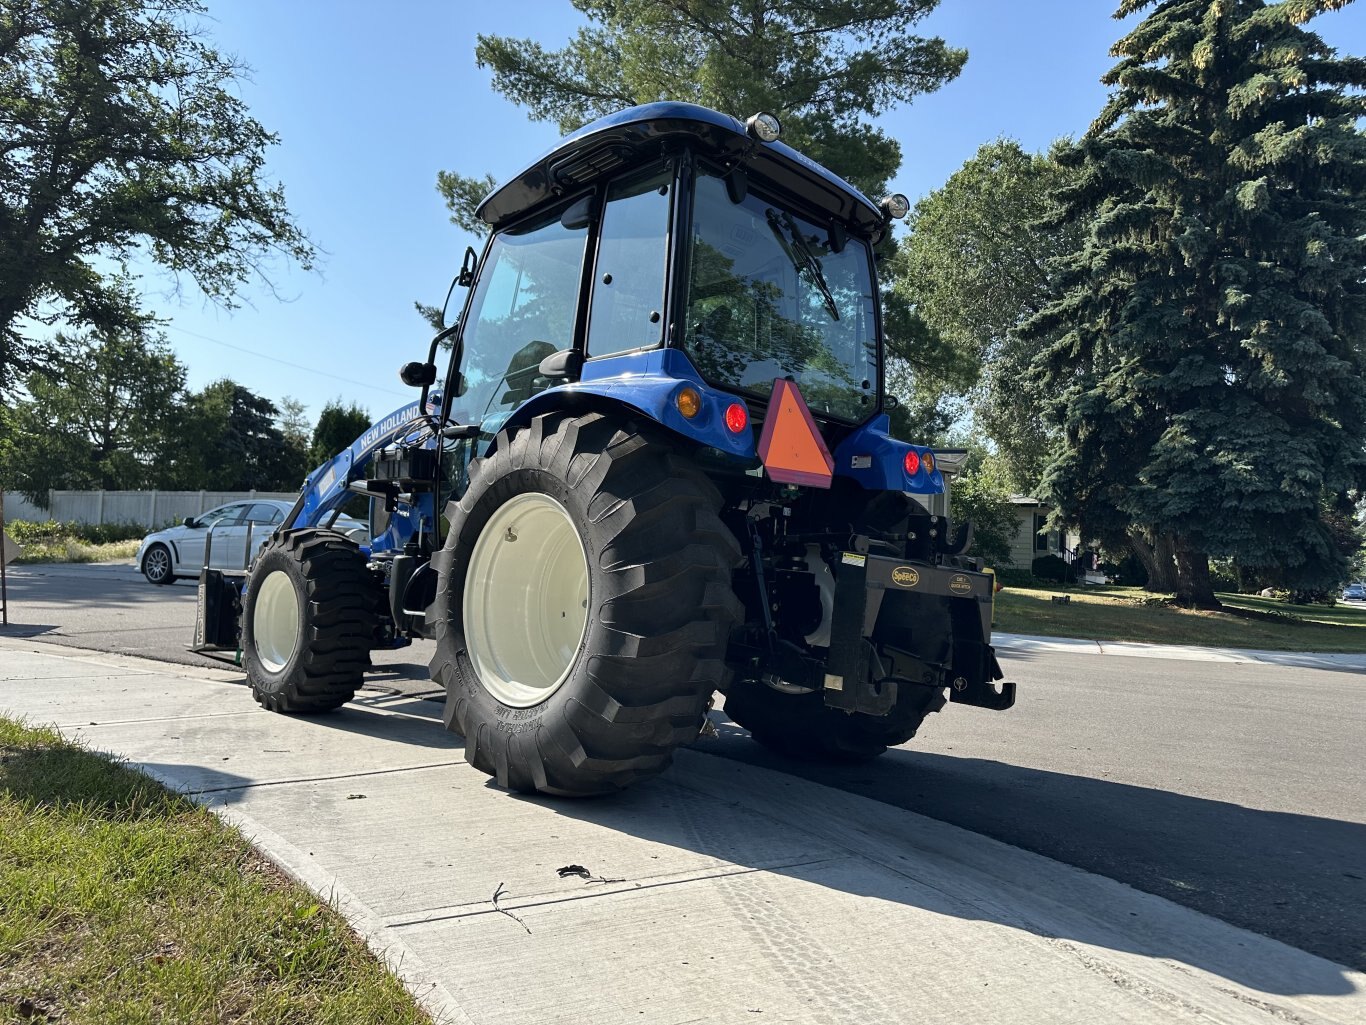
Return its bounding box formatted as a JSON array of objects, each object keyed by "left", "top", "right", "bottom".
[{"left": 745, "top": 111, "right": 782, "bottom": 143}]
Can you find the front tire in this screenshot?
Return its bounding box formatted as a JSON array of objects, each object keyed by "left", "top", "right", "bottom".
[
  {"left": 429, "top": 411, "right": 741, "bottom": 796},
  {"left": 142, "top": 543, "right": 174, "bottom": 585},
  {"left": 242, "top": 529, "right": 379, "bottom": 713}
]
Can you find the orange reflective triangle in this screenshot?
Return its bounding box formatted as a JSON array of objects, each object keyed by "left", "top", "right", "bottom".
[{"left": 756, "top": 378, "right": 835, "bottom": 488}]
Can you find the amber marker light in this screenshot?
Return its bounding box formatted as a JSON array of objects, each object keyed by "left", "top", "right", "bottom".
[
  {"left": 923, "top": 451, "right": 936, "bottom": 474},
  {"left": 904, "top": 450, "right": 921, "bottom": 475},
  {"left": 676, "top": 386, "right": 702, "bottom": 419},
  {"left": 725, "top": 402, "right": 748, "bottom": 433}
]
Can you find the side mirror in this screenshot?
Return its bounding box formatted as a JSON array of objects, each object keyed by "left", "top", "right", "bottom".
[
  {"left": 400, "top": 361, "right": 438, "bottom": 387},
  {"left": 183, "top": 516, "right": 198, "bottom": 528}
]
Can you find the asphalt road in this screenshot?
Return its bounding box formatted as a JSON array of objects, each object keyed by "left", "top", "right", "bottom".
[{"left": 3, "top": 561, "right": 1364, "bottom": 970}]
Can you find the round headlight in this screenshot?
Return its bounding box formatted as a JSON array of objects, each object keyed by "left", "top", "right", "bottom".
[
  {"left": 746, "top": 112, "right": 782, "bottom": 144},
  {"left": 881, "top": 193, "right": 911, "bottom": 220}
]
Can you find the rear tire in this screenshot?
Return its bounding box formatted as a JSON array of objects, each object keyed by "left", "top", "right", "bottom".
[
  {"left": 723, "top": 683, "right": 947, "bottom": 761},
  {"left": 242, "top": 529, "right": 379, "bottom": 713},
  {"left": 429, "top": 411, "right": 741, "bottom": 796}
]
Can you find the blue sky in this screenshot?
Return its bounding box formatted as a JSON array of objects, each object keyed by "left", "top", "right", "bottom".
[{"left": 146, "top": 0, "right": 1364, "bottom": 425}]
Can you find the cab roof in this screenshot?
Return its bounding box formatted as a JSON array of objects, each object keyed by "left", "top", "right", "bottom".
[{"left": 475, "top": 102, "right": 884, "bottom": 239}]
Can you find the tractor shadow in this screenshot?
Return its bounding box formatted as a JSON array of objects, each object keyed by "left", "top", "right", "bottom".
[
  {"left": 312, "top": 694, "right": 1363, "bottom": 994},
  {"left": 524, "top": 714, "right": 1365, "bottom": 1001}
]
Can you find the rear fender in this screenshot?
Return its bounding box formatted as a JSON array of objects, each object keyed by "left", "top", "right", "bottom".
[{"left": 496, "top": 348, "right": 756, "bottom": 460}]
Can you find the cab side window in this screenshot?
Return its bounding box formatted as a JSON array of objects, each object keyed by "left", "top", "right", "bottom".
[
  {"left": 587, "top": 169, "right": 671, "bottom": 359},
  {"left": 453, "top": 206, "right": 588, "bottom": 430}
]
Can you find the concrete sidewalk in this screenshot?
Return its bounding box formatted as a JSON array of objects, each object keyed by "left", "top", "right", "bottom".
[
  {"left": 2, "top": 640, "right": 1363, "bottom": 1025},
  {"left": 994, "top": 631, "right": 1366, "bottom": 671}
]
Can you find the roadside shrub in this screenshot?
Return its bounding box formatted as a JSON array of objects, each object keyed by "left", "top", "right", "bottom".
[
  {"left": 5, "top": 519, "right": 76, "bottom": 544},
  {"left": 1101, "top": 550, "right": 1148, "bottom": 587},
  {"left": 78, "top": 522, "right": 147, "bottom": 544},
  {"left": 4, "top": 519, "right": 147, "bottom": 545},
  {"left": 993, "top": 567, "right": 1034, "bottom": 588},
  {"left": 1288, "top": 589, "right": 1337, "bottom": 607},
  {"left": 1031, "top": 553, "right": 1071, "bottom": 583},
  {"left": 1208, "top": 559, "right": 1241, "bottom": 594}
]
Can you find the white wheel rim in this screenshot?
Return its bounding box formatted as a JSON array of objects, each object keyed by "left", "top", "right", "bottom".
[
  {"left": 463, "top": 492, "right": 590, "bottom": 708},
  {"left": 254, "top": 570, "right": 301, "bottom": 674}
]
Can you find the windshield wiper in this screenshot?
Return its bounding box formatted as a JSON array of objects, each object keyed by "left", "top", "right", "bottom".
[{"left": 766, "top": 209, "right": 840, "bottom": 322}]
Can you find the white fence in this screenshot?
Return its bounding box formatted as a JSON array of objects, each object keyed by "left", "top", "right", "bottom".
[{"left": 0, "top": 489, "right": 297, "bottom": 529}]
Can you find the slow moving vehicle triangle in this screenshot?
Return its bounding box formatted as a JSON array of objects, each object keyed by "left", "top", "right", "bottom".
[{"left": 756, "top": 378, "right": 835, "bottom": 488}]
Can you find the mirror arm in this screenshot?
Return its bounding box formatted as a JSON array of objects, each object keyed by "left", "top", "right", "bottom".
[{"left": 417, "top": 328, "right": 455, "bottom": 414}]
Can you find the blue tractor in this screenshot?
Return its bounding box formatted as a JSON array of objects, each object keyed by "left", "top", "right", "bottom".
[{"left": 227, "top": 103, "right": 1014, "bottom": 796}]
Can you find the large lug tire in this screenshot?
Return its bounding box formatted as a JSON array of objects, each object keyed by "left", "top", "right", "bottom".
[
  {"left": 723, "top": 683, "right": 947, "bottom": 762},
  {"left": 241, "top": 529, "right": 379, "bottom": 714},
  {"left": 142, "top": 543, "right": 174, "bottom": 585},
  {"left": 429, "top": 411, "right": 742, "bottom": 796},
  {"left": 726, "top": 490, "right": 948, "bottom": 761}
]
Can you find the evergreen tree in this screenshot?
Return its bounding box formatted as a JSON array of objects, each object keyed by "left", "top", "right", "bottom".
[
  {"left": 309, "top": 400, "right": 371, "bottom": 467},
  {"left": 176, "top": 380, "right": 304, "bottom": 491},
  {"left": 472, "top": 0, "right": 965, "bottom": 201},
  {"left": 1026, "top": 0, "right": 1366, "bottom": 607},
  {"left": 436, "top": 1, "right": 972, "bottom": 426}
]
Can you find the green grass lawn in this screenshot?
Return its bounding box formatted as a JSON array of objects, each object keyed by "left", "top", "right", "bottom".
[
  {"left": 993, "top": 583, "right": 1366, "bottom": 653},
  {"left": 0, "top": 718, "right": 429, "bottom": 1024}
]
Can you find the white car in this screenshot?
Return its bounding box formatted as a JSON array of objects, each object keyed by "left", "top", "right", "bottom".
[{"left": 135, "top": 499, "right": 368, "bottom": 584}]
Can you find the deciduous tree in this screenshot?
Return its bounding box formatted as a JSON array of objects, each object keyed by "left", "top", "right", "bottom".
[
  {"left": 0, "top": 0, "right": 315, "bottom": 399},
  {"left": 4, "top": 330, "right": 186, "bottom": 499},
  {"left": 896, "top": 140, "right": 1082, "bottom": 491}
]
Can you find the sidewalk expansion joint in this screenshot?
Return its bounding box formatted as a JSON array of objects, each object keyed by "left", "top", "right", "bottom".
[
  {"left": 63, "top": 709, "right": 262, "bottom": 729},
  {"left": 384, "top": 855, "right": 843, "bottom": 929},
  {"left": 183, "top": 759, "right": 467, "bottom": 795}
]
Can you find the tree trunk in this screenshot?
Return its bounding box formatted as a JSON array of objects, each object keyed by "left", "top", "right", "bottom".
[
  {"left": 1128, "top": 528, "right": 1179, "bottom": 592},
  {"left": 1174, "top": 539, "right": 1221, "bottom": 610},
  {"left": 1154, "top": 534, "right": 1180, "bottom": 592}
]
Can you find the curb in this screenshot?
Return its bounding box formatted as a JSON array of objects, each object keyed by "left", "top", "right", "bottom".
[{"left": 993, "top": 631, "right": 1366, "bottom": 671}]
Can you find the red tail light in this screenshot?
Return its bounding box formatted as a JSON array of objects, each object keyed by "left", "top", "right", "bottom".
[{"left": 725, "top": 402, "right": 748, "bottom": 433}]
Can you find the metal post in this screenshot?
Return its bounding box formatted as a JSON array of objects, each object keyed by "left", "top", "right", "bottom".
[{"left": 0, "top": 489, "right": 9, "bottom": 626}]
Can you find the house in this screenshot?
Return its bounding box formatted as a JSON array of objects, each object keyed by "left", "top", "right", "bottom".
[{"left": 1006, "top": 496, "right": 1081, "bottom": 569}]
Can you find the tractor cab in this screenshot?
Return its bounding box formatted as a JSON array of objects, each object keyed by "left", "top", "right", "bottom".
[{"left": 439, "top": 103, "right": 931, "bottom": 494}]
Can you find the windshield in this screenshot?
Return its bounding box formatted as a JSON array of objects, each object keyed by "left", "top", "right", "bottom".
[{"left": 683, "top": 171, "right": 878, "bottom": 422}]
